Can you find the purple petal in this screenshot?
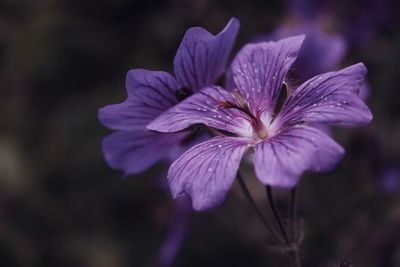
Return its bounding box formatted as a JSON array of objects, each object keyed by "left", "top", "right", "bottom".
[
  {"left": 174, "top": 18, "right": 240, "bottom": 92},
  {"left": 148, "top": 86, "right": 253, "bottom": 137},
  {"left": 231, "top": 35, "right": 305, "bottom": 114},
  {"left": 102, "top": 130, "right": 186, "bottom": 175},
  {"left": 254, "top": 125, "right": 344, "bottom": 187},
  {"left": 98, "top": 70, "right": 178, "bottom": 130},
  {"left": 277, "top": 63, "right": 372, "bottom": 127},
  {"left": 168, "top": 137, "right": 250, "bottom": 210}
]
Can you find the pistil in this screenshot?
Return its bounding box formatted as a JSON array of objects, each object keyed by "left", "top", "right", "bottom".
[{"left": 218, "top": 90, "right": 269, "bottom": 140}]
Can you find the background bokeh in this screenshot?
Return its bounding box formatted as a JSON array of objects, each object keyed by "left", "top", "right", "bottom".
[{"left": 1, "top": 0, "right": 400, "bottom": 266}]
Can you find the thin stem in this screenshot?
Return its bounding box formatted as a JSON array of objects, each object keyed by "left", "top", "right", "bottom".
[
  {"left": 266, "top": 186, "right": 291, "bottom": 246},
  {"left": 237, "top": 173, "right": 284, "bottom": 244},
  {"left": 290, "top": 248, "right": 302, "bottom": 267},
  {"left": 289, "top": 187, "right": 298, "bottom": 243},
  {"left": 266, "top": 186, "right": 302, "bottom": 267},
  {"left": 290, "top": 188, "right": 302, "bottom": 267}
]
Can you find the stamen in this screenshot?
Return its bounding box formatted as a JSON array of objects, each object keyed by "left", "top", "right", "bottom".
[
  {"left": 252, "top": 110, "right": 268, "bottom": 139},
  {"left": 232, "top": 89, "right": 248, "bottom": 110},
  {"left": 217, "top": 92, "right": 269, "bottom": 140}
]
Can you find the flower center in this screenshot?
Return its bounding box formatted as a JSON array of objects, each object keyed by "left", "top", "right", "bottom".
[
  {"left": 218, "top": 90, "right": 269, "bottom": 140},
  {"left": 251, "top": 111, "right": 269, "bottom": 139}
]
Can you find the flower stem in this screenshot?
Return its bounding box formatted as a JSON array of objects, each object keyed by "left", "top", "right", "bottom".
[
  {"left": 266, "top": 186, "right": 302, "bottom": 267},
  {"left": 290, "top": 248, "right": 302, "bottom": 267},
  {"left": 266, "top": 186, "right": 290, "bottom": 245},
  {"left": 237, "top": 173, "right": 284, "bottom": 244}
]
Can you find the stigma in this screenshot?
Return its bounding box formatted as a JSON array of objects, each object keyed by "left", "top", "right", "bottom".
[{"left": 218, "top": 89, "right": 270, "bottom": 140}]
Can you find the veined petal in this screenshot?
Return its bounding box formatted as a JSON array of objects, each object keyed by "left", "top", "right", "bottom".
[
  {"left": 277, "top": 63, "right": 372, "bottom": 127},
  {"left": 174, "top": 18, "right": 240, "bottom": 92},
  {"left": 231, "top": 35, "right": 305, "bottom": 114},
  {"left": 102, "top": 130, "right": 186, "bottom": 175},
  {"left": 98, "top": 70, "right": 178, "bottom": 130},
  {"left": 168, "top": 137, "right": 251, "bottom": 211},
  {"left": 254, "top": 125, "right": 344, "bottom": 187},
  {"left": 148, "top": 86, "right": 253, "bottom": 137}
]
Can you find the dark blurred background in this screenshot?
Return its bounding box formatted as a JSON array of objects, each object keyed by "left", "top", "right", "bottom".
[{"left": 1, "top": 0, "right": 400, "bottom": 266}]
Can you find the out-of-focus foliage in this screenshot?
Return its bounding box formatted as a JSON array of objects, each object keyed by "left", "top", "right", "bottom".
[{"left": 0, "top": 0, "right": 400, "bottom": 266}]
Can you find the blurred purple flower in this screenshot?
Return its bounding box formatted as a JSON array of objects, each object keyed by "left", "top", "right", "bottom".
[
  {"left": 98, "top": 18, "right": 239, "bottom": 175},
  {"left": 149, "top": 36, "right": 372, "bottom": 210},
  {"left": 158, "top": 197, "right": 191, "bottom": 267},
  {"left": 261, "top": 20, "right": 346, "bottom": 82},
  {"left": 379, "top": 166, "right": 400, "bottom": 193},
  {"left": 286, "top": 0, "right": 390, "bottom": 46}
]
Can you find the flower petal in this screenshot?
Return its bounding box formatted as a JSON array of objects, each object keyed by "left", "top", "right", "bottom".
[
  {"left": 231, "top": 35, "right": 305, "bottom": 114},
  {"left": 174, "top": 18, "right": 240, "bottom": 92},
  {"left": 148, "top": 86, "right": 253, "bottom": 137},
  {"left": 254, "top": 125, "right": 344, "bottom": 187},
  {"left": 102, "top": 130, "right": 186, "bottom": 175},
  {"left": 277, "top": 63, "right": 372, "bottom": 127},
  {"left": 98, "top": 70, "right": 178, "bottom": 130},
  {"left": 168, "top": 137, "right": 250, "bottom": 210}
]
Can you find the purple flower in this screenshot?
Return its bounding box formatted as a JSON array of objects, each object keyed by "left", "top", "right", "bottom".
[
  {"left": 286, "top": 0, "right": 390, "bottom": 47},
  {"left": 98, "top": 18, "right": 239, "bottom": 175},
  {"left": 379, "top": 166, "right": 400, "bottom": 193},
  {"left": 148, "top": 35, "right": 372, "bottom": 210}
]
